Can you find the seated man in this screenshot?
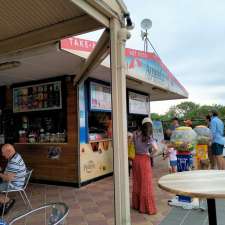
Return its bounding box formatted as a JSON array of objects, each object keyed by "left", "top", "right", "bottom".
[{"left": 0, "top": 144, "right": 27, "bottom": 213}]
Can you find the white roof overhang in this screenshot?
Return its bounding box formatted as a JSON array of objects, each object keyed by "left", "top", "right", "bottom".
[
  {"left": 0, "top": 0, "right": 126, "bottom": 57},
  {"left": 0, "top": 1, "right": 187, "bottom": 102},
  {"left": 0, "top": 35, "right": 188, "bottom": 102},
  {"left": 60, "top": 37, "right": 188, "bottom": 101}
]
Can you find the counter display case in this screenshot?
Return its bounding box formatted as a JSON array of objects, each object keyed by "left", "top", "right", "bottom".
[{"left": 12, "top": 79, "right": 67, "bottom": 144}]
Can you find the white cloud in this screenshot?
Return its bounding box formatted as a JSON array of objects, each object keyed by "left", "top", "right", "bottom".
[
  {"left": 77, "top": 1, "right": 225, "bottom": 115},
  {"left": 124, "top": 0, "right": 225, "bottom": 114}
]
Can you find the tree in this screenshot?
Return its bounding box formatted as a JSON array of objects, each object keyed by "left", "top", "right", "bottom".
[
  {"left": 155, "top": 101, "right": 225, "bottom": 123},
  {"left": 166, "top": 101, "right": 200, "bottom": 119},
  {"left": 151, "top": 113, "right": 161, "bottom": 120}
]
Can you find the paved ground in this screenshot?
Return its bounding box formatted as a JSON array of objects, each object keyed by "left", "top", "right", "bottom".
[{"left": 4, "top": 157, "right": 172, "bottom": 225}]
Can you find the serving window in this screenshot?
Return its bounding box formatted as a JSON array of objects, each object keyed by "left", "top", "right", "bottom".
[{"left": 12, "top": 78, "right": 67, "bottom": 144}]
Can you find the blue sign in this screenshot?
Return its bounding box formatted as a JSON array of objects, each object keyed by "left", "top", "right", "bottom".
[{"left": 79, "top": 83, "right": 88, "bottom": 143}]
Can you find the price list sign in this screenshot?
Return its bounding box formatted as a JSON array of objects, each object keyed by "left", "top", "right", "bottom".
[
  {"left": 128, "top": 91, "right": 149, "bottom": 115},
  {"left": 13, "top": 81, "right": 62, "bottom": 113},
  {"left": 90, "top": 82, "right": 111, "bottom": 111}
]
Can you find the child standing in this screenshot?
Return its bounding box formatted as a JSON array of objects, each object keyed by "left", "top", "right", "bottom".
[{"left": 164, "top": 144, "right": 177, "bottom": 173}]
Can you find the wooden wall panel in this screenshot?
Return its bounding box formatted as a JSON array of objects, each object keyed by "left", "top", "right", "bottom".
[
  {"left": 15, "top": 143, "right": 77, "bottom": 182},
  {"left": 66, "top": 81, "right": 77, "bottom": 145}
]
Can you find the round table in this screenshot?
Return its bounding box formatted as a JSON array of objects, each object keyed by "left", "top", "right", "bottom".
[{"left": 158, "top": 170, "right": 225, "bottom": 225}]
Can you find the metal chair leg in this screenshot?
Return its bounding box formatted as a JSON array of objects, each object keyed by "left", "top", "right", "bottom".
[
  {"left": 2, "top": 191, "right": 9, "bottom": 219},
  {"left": 19, "top": 191, "right": 27, "bottom": 206},
  {"left": 22, "top": 190, "right": 32, "bottom": 209}
]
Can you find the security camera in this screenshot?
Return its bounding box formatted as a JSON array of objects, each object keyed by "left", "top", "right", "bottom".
[
  {"left": 127, "top": 22, "right": 135, "bottom": 30},
  {"left": 119, "top": 28, "right": 131, "bottom": 41},
  {"left": 124, "top": 13, "right": 134, "bottom": 30}
]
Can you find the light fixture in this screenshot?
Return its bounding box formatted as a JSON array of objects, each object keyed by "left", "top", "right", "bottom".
[{"left": 0, "top": 61, "right": 21, "bottom": 71}]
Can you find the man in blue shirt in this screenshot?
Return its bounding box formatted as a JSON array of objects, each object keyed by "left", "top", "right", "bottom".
[{"left": 210, "top": 110, "right": 225, "bottom": 170}]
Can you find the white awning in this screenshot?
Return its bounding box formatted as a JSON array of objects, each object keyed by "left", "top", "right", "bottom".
[{"left": 60, "top": 37, "right": 188, "bottom": 101}]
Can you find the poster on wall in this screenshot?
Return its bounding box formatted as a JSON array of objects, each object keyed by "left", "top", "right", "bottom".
[
  {"left": 90, "top": 81, "right": 111, "bottom": 111},
  {"left": 80, "top": 141, "right": 113, "bottom": 182},
  {"left": 128, "top": 91, "right": 149, "bottom": 115},
  {"left": 13, "top": 81, "right": 62, "bottom": 113}
]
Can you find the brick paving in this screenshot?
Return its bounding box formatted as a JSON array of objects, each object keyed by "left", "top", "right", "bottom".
[{"left": 3, "top": 158, "right": 172, "bottom": 225}]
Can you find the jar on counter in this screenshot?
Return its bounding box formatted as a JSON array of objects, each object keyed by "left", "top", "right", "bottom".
[
  {"left": 39, "top": 129, "right": 45, "bottom": 143},
  {"left": 50, "top": 133, "right": 56, "bottom": 143},
  {"left": 19, "top": 130, "right": 27, "bottom": 143},
  {"left": 59, "top": 132, "right": 66, "bottom": 143},
  {"left": 56, "top": 133, "right": 60, "bottom": 143},
  {"left": 45, "top": 133, "right": 50, "bottom": 143},
  {"left": 28, "top": 134, "right": 35, "bottom": 143}
]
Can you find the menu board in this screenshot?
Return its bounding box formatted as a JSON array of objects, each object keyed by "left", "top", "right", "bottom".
[
  {"left": 13, "top": 81, "right": 62, "bottom": 113},
  {"left": 128, "top": 91, "right": 149, "bottom": 115},
  {"left": 90, "top": 81, "right": 111, "bottom": 111}
]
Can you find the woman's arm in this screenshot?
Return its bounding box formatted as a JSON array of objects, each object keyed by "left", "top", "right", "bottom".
[{"left": 150, "top": 140, "right": 159, "bottom": 156}]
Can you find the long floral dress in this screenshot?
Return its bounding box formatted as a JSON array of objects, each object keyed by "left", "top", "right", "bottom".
[{"left": 132, "top": 132, "right": 157, "bottom": 215}]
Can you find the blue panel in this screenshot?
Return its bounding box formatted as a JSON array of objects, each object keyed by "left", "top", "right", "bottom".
[{"left": 79, "top": 83, "right": 88, "bottom": 144}]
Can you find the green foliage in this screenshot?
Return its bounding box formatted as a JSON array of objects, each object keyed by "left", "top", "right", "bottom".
[
  {"left": 151, "top": 113, "right": 161, "bottom": 121},
  {"left": 166, "top": 101, "right": 200, "bottom": 119},
  {"left": 151, "top": 101, "right": 225, "bottom": 123}
]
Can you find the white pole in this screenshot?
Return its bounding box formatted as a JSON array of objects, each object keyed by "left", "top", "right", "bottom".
[{"left": 110, "top": 18, "right": 131, "bottom": 225}]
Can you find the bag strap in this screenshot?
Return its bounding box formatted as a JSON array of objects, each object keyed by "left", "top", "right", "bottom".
[{"left": 133, "top": 131, "right": 137, "bottom": 145}]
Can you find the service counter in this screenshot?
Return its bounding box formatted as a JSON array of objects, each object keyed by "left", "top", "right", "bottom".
[{"left": 78, "top": 79, "right": 150, "bottom": 184}]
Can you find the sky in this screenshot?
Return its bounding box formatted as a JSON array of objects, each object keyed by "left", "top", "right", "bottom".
[
  {"left": 123, "top": 0, "right": 225, "bottom": 114},
  {"left": 81, "top": 0, "right": 225, "bottom": 114}
]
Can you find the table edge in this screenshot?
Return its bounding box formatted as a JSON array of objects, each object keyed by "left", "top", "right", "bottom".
[{"left": 158, "top": 182, "right": 225, "bottom": 199}]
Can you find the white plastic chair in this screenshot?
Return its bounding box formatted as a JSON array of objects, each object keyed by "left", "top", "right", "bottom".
[
  {"left": 7, "top": 202, "right": 69, "bottom": 225},
  {"left": 1, "top": 169, "right": 33, "bottom": 217}
]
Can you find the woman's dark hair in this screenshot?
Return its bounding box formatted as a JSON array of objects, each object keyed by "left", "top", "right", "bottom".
[
  {"left": 141, "top": 122, "right": 152, "bottom": 142},
  {"left": 206, "top": 115, "right": 211, "bottom": 122},
  {"left": 172, "top": 117, "right": 179, "bottom": 122},
  {"left": 212, "top": 111, "right": 218, "bottom": 117}
]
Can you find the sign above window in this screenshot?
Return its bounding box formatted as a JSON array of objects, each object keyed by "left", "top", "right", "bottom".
[
  {"left": 128, "top": 91, "right": 149, "bottom": 115},
  {"left": 90, "top": 81, "right": 111, "bottom": 111},
  {"left": 13, "top": 81, "right": 62, "bottom": 113}
]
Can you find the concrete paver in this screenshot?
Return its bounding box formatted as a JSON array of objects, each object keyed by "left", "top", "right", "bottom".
[{"left": 3, "top": 157, "right": 172, "bottom": 225}]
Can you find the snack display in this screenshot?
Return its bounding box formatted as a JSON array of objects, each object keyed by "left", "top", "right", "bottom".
[
  {"left": 170, "top": 126, "right": 197, "bottom": 152},
  {"left": 13, "top": 81, "right": 61, "bottom": 112},
  {"left": 193, "top": 125, "right": 212, "bottom": 145}
]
